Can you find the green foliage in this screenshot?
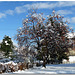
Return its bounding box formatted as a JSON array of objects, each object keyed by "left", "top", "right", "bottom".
[{"left": 0, "top": 35, "right": 14, "bottom": 57}]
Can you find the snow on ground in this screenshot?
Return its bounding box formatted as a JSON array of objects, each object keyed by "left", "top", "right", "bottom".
[
  {"left": 11, "top": 63, "right": 75, "bottom": 74},
  {"left": 69, "top": 56, "right": 75, "bottom": 63}
]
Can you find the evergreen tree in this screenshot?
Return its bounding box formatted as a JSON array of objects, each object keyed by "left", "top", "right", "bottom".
[{"left": 0, "top": 35, "right": 14, "bottom": 57}]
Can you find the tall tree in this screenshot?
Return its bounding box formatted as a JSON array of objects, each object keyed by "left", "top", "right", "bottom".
[
  {"left": 16, "top": 9, "right": 74, "bottom": 67},
  {"left": 38, "top": 10, "right": 74, "bottom": 64},
  {"left": 15, "top": 9, "right": 45, "bottom": 63}
]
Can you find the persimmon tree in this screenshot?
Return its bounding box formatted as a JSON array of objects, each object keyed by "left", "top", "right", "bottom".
[
  {"left": 16, "top": 9, "right": 74, "bottom": 67},
  {"left": 15, "top": 9, "right": 45, "bottom": 63},
  {"left": 38, "top": 10, "right": 74, "bottom": 64}
]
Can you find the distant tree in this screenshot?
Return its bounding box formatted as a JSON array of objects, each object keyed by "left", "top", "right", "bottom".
[{"left": 0, "top": 35, "right": 14, "bottom": 57}]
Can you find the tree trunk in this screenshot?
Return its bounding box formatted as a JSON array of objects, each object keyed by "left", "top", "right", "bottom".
[{"left": 43, "top": 59, "right": 46, "bottom": 68}]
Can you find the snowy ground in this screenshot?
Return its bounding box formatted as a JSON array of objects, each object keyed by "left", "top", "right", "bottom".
[{"left": 5, "top": 63, "right": 75, "bottom": 74}]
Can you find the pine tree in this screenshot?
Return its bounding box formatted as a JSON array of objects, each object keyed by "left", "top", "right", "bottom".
[{"left": 0, "top": 35, "right": 14, "bottom": 57}]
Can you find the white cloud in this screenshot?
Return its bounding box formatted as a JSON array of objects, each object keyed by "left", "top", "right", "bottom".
[
  {"left": 0, "top": 9, "right": 14, "bottom": 19},
  {"left": 0, "top": 13, "right": 6, "bottom": 18},
  {"left": 15, "top": 6, "right": 26, "bottom": 14},
  {"left": 24, "top": 3, "right": 54, "bottom": 9},
  {"left": 63, "top": 17, "right": 70, "bottom": 23},
  {"left": 0, "top": 1, "right": 75, "bottom": 18},
  {"left": 14, "top": 1, "right": 75, "bottom": 14},
  {"left": 5, "top": 9, "right": 14, "bottom": 15},
  {"left": 14, "top": 2, "right": 55, "bottom": 14},
  {"left": 63, "top": 17, "right": 75, "bottom": 24},
  {"left": 71, "top": 17, "right": 75, "bottom": 23},
  {"left": 18, "top": 2, "right": 57, "bottom": 10},
  {"left": 58, "top": 1, "right": 75, "bottom": 7},
  {"left": 22, "top": 1, "right": 75, "bottom": 9},
  {"left": 56, "top": 10, "right": 73, "bottom": 15}
]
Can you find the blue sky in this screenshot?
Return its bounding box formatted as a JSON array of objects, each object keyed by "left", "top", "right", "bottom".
[{"left": 0, "top": 1, "right": 75, "bottom": 46}]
